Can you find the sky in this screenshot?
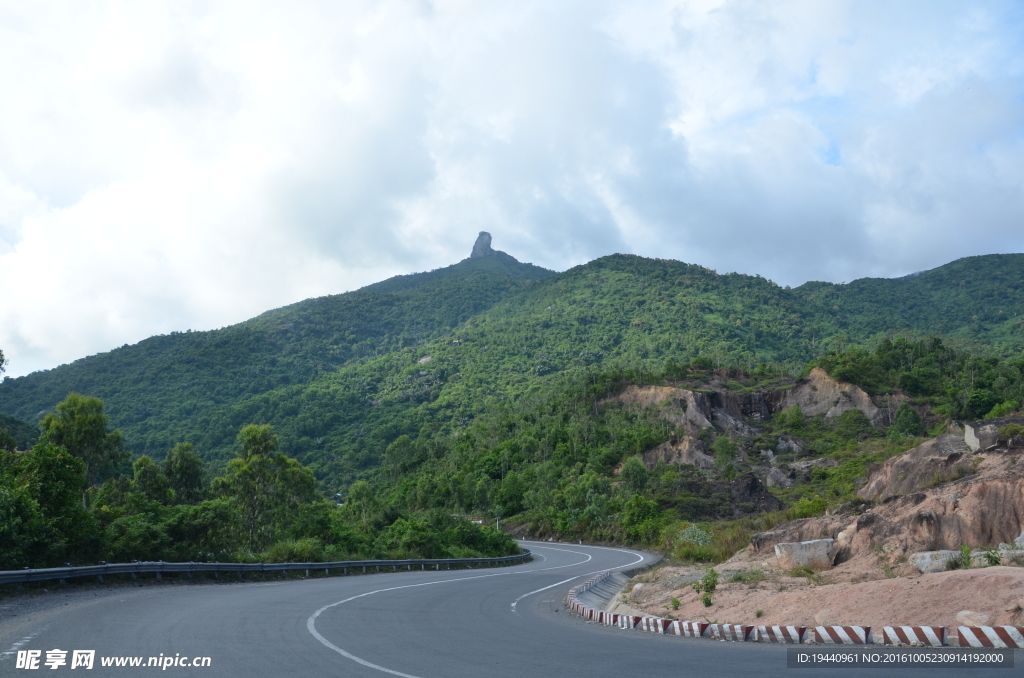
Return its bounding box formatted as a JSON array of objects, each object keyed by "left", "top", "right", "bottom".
[{"left": 1, "top": 0, "right": 1023, "bottom": 378}]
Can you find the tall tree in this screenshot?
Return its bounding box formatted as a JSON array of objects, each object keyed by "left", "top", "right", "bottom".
[
  {"left": 164, "top": 442, "right": 206, "bottom": 504},
  {"left": 213, "top": 424, "right": 317, "bottom": 552},
  {"left": 39, "top": 393, "right": 129, "bottom": 485}
]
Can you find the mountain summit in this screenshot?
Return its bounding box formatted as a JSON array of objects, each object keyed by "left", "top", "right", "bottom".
[{"left": 471, "top": 231, "right": 495, "bottom": 258}]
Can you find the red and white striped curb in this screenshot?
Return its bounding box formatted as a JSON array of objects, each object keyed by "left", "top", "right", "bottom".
[
  {"left": 813, "top": 626, "right": 872, "bottom": 644},
  {"left": 706, "top": 624, "right": 754, "bottom": 641},
  {"left": 564, "top": 571, "right": 960, "bottom": 648},
  {"left": 881, "top": 626, "right": 946, "bottom": 647},
  {"left": 756, "top": 625, "right": 805, "bottom": 644},
  {"left": 618, "top": 615, "right": 642, "bottom": 630},
  {"left": 674, "top": 621, "right": 709, "bottom": 637},
  {"left": 957, "top": 626, "right": 1024, "bottom": 648}
]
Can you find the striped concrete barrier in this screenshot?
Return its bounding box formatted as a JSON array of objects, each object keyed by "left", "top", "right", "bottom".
[
  {"left": 881, "top": 626, "right": 946, "bottom": 647},
  {"left": 813, "top": 626, "right": 872, "bottom": 644},
  {"left": 957, "top": 626, "right": 1024, "bottom": 648},
  {"left": 564, "top": 571, "right": 954, "bottom": 649},
  {"left": 677, "top": 621, "right": 709, "bottom": 638},
  {"left": 619, "top": 615, "right": 643, "bottom": 630},
  {"left": 756, "top": 625, "right": 806, "bottom": 644},
  {"left": 707, "top": 624, "right": 754, "bottom": 641}
]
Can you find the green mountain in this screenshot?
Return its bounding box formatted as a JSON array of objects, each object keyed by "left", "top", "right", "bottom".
[
  {"left": 0, "top": 412, "right": 38, "bottom": 450},
  {"left": 0, "top": 234, "right": 554, "bottom": 460},
  {"left": 2, "top": 245, "right": 1024, "bottom": 493}
]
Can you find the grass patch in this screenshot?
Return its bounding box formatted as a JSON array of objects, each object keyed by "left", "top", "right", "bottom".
[{"left": 728, "top": 569, "right": 768, "bottom": 584}]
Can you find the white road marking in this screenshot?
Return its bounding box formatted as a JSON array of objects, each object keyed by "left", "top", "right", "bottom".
[
  {"left": 307, "top": 543, "right": 650, "bottom": 677},
  {"left": 510, "top": 543, "right": 644, "bottom": 615}
]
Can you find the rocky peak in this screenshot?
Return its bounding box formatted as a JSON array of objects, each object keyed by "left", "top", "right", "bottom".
[{"left": 471, "top": 231, "right": 495, "bottom": 258}]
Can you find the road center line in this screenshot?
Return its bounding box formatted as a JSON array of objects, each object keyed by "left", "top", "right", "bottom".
[{"left": 306, "top": 543, "right": 647, "bottom": 677}]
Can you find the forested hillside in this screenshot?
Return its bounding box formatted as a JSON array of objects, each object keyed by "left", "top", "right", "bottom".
[
  {"left": 0, "top": 251, "right": 553, "bottom": 457},
  {"left": 3, "top": 246, "right": 1024, "bottom": 570},
  {"left": 2, "top": 252, "right": 1024, "bottom": 495}
]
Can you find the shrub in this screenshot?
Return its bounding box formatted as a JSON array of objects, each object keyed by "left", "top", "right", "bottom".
[
  {"left": 691, "top": 567, "right": 719, "bottom": 607},
  {"left": 986, "top": 401, "right": 1021, "bottom": 419},
  {"left": 947, "top": 543, "right": 973, "bottom": 570},
  {"left": 791, "top": 496, "right": 828, "bottom": 519},
  {"left": 890, "top": 404, "right": 922, "bottom": 437},
  {"left": 776, "top": 405, "right": 805, "bottom": 432},
  {"left": 671, "top": 598, "right": 680, "bottom": 610},
  {"left": 998, "top": 423, "right": 1024, "bottom": 440}
]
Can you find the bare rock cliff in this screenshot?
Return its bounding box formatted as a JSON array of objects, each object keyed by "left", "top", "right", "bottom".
[
  {"left": 857, "top": 434, "right": 971, "bottom": 502},
  {"left": 782, "top": 366, "right": 897, "bottom": 426}
]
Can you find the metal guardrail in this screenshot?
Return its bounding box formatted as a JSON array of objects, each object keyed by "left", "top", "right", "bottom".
[{"left": 0, "top": 550, "right": 531, "bottom": 586}]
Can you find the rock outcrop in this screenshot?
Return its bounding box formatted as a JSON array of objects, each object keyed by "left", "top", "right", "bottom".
[
  {"left": 774, "top": 539, "right": 835, "bottom": 570},
  {"left": 753, "top": 449, "right": 1024, "bottom": 568},
  {"left": 965, "top": 417, "right": 1024, "bottom": 451},
  {"left": 642, "top": 437, "right": 714, "bottom": 469},
  {"left": 470, "top": 231, "right": 495, "bottom": 258},
  {"left": 782, "top": 367, "right": 896, "bottom": 426},
  {"left": 857, "top": 434, "right": 971, "bottom": 502},
  {"left": 611, "top": 385, "right": 713, "bottom": 430}
]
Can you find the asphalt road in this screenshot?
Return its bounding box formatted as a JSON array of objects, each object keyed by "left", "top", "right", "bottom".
[{"left": 0, "top": 542, "right": 1014, "bottom": 677}]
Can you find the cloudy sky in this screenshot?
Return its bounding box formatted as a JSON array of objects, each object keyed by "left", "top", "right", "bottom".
[{"left": 1, "top": 0, "right": 1023, "bottom": 377}]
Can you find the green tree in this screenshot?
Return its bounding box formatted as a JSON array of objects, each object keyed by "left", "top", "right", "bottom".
[
  {"left": 0, "top": 426, "right": 15, "bottom": 453},
  {"left": 131, "top": 456, "right": 171, "bottom": 503},
  {"left": 776, "top": 404, "right": 805, "bottom": 432},
  {"left": 39, "top": 393, "right": 128, "bottom": 486},
  {"left": 891, "top": 404, "right": 922, "bottom": 437},
  {"left": 712, "top": 437, "right": 737, "bottom": 473},
  {"left": 16, "top": 443, "right": 100, "bottom": 564},
  {"left": 164, "top": 443, "right": 206, "bottom": 504},
  {"left": 620, "top": 456, "right": 648, "bottom": 493},
  {"left": 213, "top": 424, "right": 317, "bottom": 552}
]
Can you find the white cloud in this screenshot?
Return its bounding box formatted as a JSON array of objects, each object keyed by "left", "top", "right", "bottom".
[{"left": 1, "top": 0, "right": 1023, "bottom": 377}]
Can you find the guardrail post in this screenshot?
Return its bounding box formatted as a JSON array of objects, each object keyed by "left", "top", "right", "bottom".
[{"left": 363, "top": 566, "right": 366, "bottom": 573}]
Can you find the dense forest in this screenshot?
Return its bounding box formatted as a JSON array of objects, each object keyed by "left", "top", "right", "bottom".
[
  {"left": 0, "top": 393, "right": 518, "bottom": 570},
  {"left": 2, "top": 249, "right": 1024, "bottom": 569}
]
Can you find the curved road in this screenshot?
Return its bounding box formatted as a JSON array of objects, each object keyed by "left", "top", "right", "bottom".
[{"left": 0, "top": 542, "right": 1001, "bottom": 677}]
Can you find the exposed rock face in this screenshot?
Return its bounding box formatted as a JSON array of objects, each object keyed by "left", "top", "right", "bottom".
[
  {"left": 857, "top": 434, "right": 971, "bottom": 502},
  {"left": 750, "top": 515, "right": 852, "bottom": 553},
  {"left": 611, "top": 385, "right": 713, "bottom": 429},
  {"left": 781, "top": 367, "right": 895, "bottom": 426},
  {"left": 642, "top": 437, "right": 714, "bottom": 469},
  {"left": 470, "top": 231, "right": 495, "bottom": 258},
  {"left": 774, "top": 539, "right": 834, "bottom": 570},
  {"left": 965, "top": 417, "right": 1024, "bottom": 451},
  {"left": 910, "top": 550, "right": 959, "bottom": 574},
  {"left": 753, "top": 450, "right": 1024, "bottom": 567},
  {"left": 764, "top": 467, "right": 792, "bottom": 488}
]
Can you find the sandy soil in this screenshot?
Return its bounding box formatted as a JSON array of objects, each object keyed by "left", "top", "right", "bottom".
[{"left": 626, "top": 556, "right": 1024, "bottom": 630}]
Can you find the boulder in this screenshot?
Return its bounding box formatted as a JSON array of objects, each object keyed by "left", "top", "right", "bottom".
[
  {"left": 774, "top": 539, "right": 834, "bottom": 571},
  {"left": 764, "top": 467, "right": 792, "bottom": 488},
  {"left": 857, "top": 434, "right": 971, "bottom": 501},
  {"left": 965, "top": 417, "right": 1024, "bottom": 451},
  {"left": 956, "top": 610, "right": 990, "bottom": 627},
  {"left": 909, "top": 550, "right": 959, "bottom": 574},
  {"left": 775, "top": 436, "right": 804, "bottom": 455}
]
